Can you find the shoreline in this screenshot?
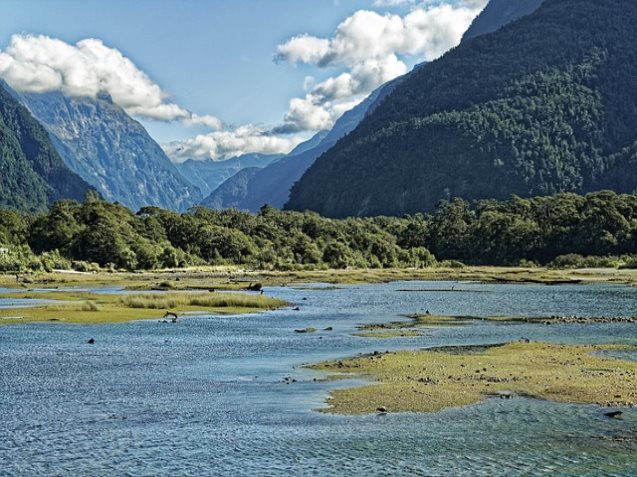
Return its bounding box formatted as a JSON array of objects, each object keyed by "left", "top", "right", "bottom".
[{"left": 1, "top": 266, "right": 636, "bottom": 292}]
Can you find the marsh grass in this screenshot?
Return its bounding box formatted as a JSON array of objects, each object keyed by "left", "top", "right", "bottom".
[
  {"left": 0, "top": 289, "right": 287, "bottom": 325},
  {"left": 310, "top": 341, "right": 637, "bottom": 414},
  {"left": 120, "top": 292, "right": 285, "bottom": 310}
]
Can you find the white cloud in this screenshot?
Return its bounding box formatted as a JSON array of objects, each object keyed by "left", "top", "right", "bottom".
[
  {"left": 372, "top": 0, "right": 414, "bottom": 6},
  {"left": 0, "top": 34, "right": 192, "bottom": 122},
  {"left": 163, "top": 125, "right": 306, "bottom": 163},
  {"left": 274, "top": 1, "right": 486, "bottom": 132},
  {"left": 182, "top": 113, "right": 224, "bottom": 130}
]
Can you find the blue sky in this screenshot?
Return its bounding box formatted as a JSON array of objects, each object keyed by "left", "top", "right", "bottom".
[{"left": 0, "top": 0, "right": 485, "bottom": 160}]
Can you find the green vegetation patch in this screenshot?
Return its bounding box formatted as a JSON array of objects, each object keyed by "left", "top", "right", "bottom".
[
  {"left": 0, "top": 290, "right": 286, "bottom": 325},
  {"left": 309, "top": 341, "right": 637, "bottom": 414}
]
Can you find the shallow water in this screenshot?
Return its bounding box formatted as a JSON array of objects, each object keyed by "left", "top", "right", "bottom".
[{"left": 1, "top": 281, "right": 636, "bottom": 476}]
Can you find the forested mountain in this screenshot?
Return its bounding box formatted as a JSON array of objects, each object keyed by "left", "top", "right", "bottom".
[
  {"left": 205, "top": 0, "right": 545, "bottom": 213},
  {"left": 202, "top": 77, "right": 403, "bottom": 212},
  {"left": 176, "top": 153, "right": 283, "bottom": 198},
  {"left": 12, "top": 89, "right": 201, "bottom": 211},
  {"left": 0, "top": 83, "right": 92, "bottom": 212},
  {"left": 287, "top": 0, "right": 637, "bottom": 217},
  {"left": 462, "top": 0, "right": 544, "bottom": 41}
]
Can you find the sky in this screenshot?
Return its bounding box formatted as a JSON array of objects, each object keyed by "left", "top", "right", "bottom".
[{"left": 0, "top": 0, "right": 487, "bottom": 162}]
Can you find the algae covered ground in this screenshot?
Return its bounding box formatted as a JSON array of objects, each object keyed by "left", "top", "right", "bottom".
[
  {"left": 0, "top": 290, "right": 287, "bottom": 325},
  {"left": 310, "top": 342, "right": 637, "bottom": 414}
]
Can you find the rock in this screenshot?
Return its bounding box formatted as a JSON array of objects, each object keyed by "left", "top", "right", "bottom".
[
  {"left": 293, "top": 307, "right": 301, "bottom": 311},
  {"left": 496, "top": 391, "right": 513, "bottom": 399},
  {"left": 376, "top": 406, "right": 388, "bottom": 414},
  {"left": 87, "top": 338, "right": 95, "bottom": 344},
  {"left": 324, "top": 327, "right": 334, "bottom": 331}
]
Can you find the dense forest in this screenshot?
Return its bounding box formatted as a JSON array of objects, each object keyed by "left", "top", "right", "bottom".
[
  {"left": 0, "top": 83, "right": 92, "bottom": 212},
  {"left": 1, "top": 191, "right": 636, "bottom": 272},
  {"left": 287, "top": 0, "right": 637, "bottom": 217}
]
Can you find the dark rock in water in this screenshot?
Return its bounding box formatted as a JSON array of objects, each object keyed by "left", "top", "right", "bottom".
[
  {"left": 377, "top": 406, "right": 388, "bottom": 414},
  {"left": 605, "top": 411, "right": 623, "bottom": 418},
  {"left": 87, "top": 338, "right": 95, "bottom": 344},
  {"left": 293, "top": 306, "right": 301, "bottom": 311},
  {"left": 324, "top": 327, "right": 334, "bottom": 331},
  {"left": 496, "top": 391, "right": 513, "bottom": 399}
]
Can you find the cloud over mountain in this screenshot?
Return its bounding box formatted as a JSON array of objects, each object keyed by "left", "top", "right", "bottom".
[
  {"left": 163, "top": 125, "right": 305, "bottom": 163},
  {"left": 274, "top": 1, "right": 485, "bottom": 133}
]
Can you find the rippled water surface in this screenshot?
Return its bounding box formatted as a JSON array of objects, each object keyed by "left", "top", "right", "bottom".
[{"left": 1, "top": 281, "right": 636, "bottom": 476}]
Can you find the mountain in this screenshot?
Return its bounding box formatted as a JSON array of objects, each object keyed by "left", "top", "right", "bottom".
[
  {"left": 12, "top": 90, "right": 201, "bottom": 211},
  {"left": 0, "top": 83, "right": 92, "bottom": 211},
  {"left": 202, "top": 79, "right": 403, "bottom": 211},
  {"left": 204, "top": 0, "right": 545, "bottom": 214},
  {"left": 176, "top": 153, "right": 283, "bottom": 197},
  {"left": 287, "top": 0, "right": 637, "bottom": 217},
  {"left": 462, "top": 0, "right": 545, "bottom": 42}
]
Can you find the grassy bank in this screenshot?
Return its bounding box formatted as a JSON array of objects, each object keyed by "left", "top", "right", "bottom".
[
  {"left": 309, "top": 341, "right": 637, "bottom": 414},
  {"left": 0, "top": 290, "right": 287, "bottom": 325},
  {"left": 1, "top": 266, "right": 637, "bottom": 292}
]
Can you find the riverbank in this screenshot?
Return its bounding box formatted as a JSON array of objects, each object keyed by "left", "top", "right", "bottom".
[
  {"left": 0, "top": 290, "right": 287, "bottom": 325},
  {"left": 1, "top": 266, "right": 636, "bottom": 292},
  {"left": 309, "top": 341, "right": 637, "bottom": 414}
]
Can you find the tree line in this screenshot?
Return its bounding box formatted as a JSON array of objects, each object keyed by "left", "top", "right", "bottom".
[{"left": 0, "top": 190, "right": 636, "bottom": 272}]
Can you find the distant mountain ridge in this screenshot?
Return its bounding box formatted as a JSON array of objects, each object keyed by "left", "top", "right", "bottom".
[
  {"left": 201, "top": 78, "right": 403, "bottom": 211},
  {"left": 176, "top": 153, "right": 283, "bottom": 198},
  {"left": 0, "top": 82, "right": 92, "bottom": 211},
  {"left": 286, "top": 0, "right": 637, "bottom": 217},
  {"left": 12, "top": 90, "right": 201, "bottom": 211}
]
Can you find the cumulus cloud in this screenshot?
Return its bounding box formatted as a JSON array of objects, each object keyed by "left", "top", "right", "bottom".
[
  {"left": 163, "top": 125, "right": 306, "bottom": 163},
  {"left": 274, "top": 1, "right": 486, "bottom": 132},
  {"left": 0, "top": 34, "right": 194, "bottom": 121},
  {"left": 182, "top": 113, "right": 224, "bottom": 130}
]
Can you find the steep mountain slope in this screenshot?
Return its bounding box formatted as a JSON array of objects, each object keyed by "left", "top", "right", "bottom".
[
  {"left": 287, "top": 0, "right": 637, "bottom": 217},
  {"left": 202, "top": 79, "right": 402, "bottom": 211},
  {"left": 0, "top": 83, "right": 92, "bottom": 211},
  {"left": 14, "top": 90, "right": 201, "bottom": 211},
  {"left": 462, "top": 0, "right": 544, "bottom": 41},
  {"left": 200, "top": 167, "right": 263, "bottom": 210},
  {"left": 176, "top": 153, "right": 283, "bottom": 197}
]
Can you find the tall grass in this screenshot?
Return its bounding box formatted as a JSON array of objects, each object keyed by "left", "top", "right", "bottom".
[
  {"left": 45, "top": 301, "right": 101, "bottom": 312},
  {"left": 120, "top": 292, "right": 285, "bottom": 310}
]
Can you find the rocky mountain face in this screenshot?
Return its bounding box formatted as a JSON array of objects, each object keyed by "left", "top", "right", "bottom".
[
  {"left": 0, "top": 82, "right": 92, "bottom": 211},
  {"left": 287, "top": 0, "right": 637, "bottom": 217},
  {"left": 14, "top": 90, "right": 201, "bottom": 211}
]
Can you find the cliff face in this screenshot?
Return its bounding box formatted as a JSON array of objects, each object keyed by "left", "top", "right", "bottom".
[{"left": 15, "top": 90, "right": 201, "bottom": 211}]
